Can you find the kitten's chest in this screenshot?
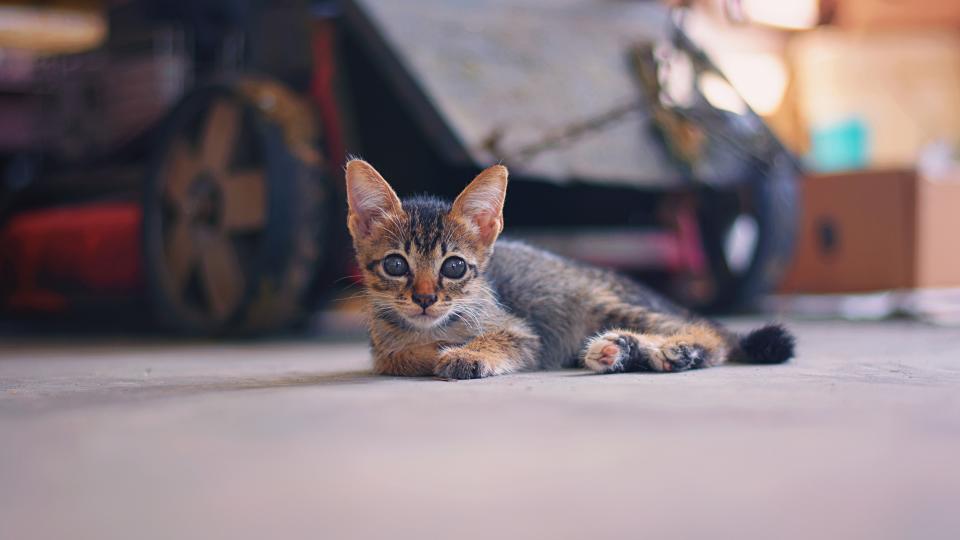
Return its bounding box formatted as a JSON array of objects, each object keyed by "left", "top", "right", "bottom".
[{"left": 372, "top": 317, "right": 479, "bottom": 355}]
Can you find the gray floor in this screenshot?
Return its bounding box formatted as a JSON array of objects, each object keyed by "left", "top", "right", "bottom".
[{"left": 1, "top": 318, "right": 959, "bottom": 540}]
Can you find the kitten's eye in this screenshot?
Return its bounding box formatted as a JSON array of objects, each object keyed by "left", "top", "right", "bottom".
[
  {"left": 440, "top": 256, "right": 467, "bottom": 279},
  {"left": 382, "top": 255, "right": 409, "bottom": 277}
]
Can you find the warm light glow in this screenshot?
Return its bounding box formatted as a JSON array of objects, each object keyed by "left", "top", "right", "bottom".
[
  {"left": 712, "top": 52, "right": 789, "bottom": 116},
  {"left": 700, "top": 73, "right": 747, "bottom": 115},
  {"left": 741, "top": 0, "right": 819, "bottom": 30},
  {"left": 0, "top": 6, "right": 106, "bottom": 54},
  {"left": 661, "top": 48, "right": 696, "bottom": 107}
]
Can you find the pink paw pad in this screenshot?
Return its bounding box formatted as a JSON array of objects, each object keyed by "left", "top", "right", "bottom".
[{"left": 598, "top": 345, "right": 620, "bottom": 365}]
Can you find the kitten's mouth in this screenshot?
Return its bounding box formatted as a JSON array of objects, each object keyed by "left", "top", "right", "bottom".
[{"left": 401, "top": 307, "right": 449, "bottom": 327}]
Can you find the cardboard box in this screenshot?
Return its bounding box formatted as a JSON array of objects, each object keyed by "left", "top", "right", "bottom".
[
  {"left": 788, "top": 29, "right": 960, "bottom": 171},
  {"left": 779, "top": 170, "right": 960, "bottom": 293},
  {"left": 827, "top": 0, "right": 960, "bottom": 30}
]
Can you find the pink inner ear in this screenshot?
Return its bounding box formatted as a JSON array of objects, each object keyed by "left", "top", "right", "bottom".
[
  {"left": 345, "top": 160, "right": 404, "bottom": 240},
  {"left": 349, "top": 211, "right": 373, "bottom": 238},
  {"left": 473, "top": 212, "right": 502, "bottom": 244},
  {"left": 351, "top": 204, "right": 397, "bottom": 239},
  {"left": 451, "top": 165, "right": 507, "bottom": 244}
]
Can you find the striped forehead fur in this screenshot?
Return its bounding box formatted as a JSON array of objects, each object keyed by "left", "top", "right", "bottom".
[{"left": 401, "top": 195, "right": 453, "bottom": 253}]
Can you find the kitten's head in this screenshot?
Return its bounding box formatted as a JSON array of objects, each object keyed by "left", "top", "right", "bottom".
[{"left": 345, "top": 159, "right": 507, "bottom": 329}]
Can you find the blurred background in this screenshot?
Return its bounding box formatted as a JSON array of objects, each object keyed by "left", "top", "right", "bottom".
[
  {"left": 2, "top": 3, "right": 960, "bottom": 539},
  {"left": 0, "top": 0, "right": 958, "bottom": 333}
]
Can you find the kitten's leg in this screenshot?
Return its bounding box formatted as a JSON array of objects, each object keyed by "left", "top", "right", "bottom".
[
  {"left": 582, "top": 323, "right": 730, "bottom": 374},
  {"left": 373, "top": 342, "right": 442, "bottom": 377},
  {"left": 435, "top": 328, "right": 540, "bottom": 380}
]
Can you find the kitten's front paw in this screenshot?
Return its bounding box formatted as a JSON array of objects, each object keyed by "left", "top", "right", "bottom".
[{"left": 435, "top": 349, "right": 496, "bottom": 380}]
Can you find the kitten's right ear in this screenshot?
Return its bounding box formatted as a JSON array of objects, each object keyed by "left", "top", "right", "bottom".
[{"left": 345, "top": 159, "right": 403, "bottom": 239}]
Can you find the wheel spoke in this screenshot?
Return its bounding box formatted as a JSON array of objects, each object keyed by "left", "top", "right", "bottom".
[
  {"left": 200, "top": 234, "right": 245, "bottom": 320},
  {"left": 220, "top": 170, "right": 267, "bottom": 232},
  {"left": 165, "top": 218, "right": 197, "bottom": 292},
  {"left": 164, "top": 140, "right": 199, "bottom": 204},
  {"left": 200, "top": 100, "right": 240, "bottom": 172}
]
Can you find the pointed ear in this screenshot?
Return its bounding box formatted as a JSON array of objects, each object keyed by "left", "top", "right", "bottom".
[
  {"left": 451, "top": 164, "right": 508, "bottom": 246},
  {"left": 345, "top": 159, "right": 403, "bottom": 239}
]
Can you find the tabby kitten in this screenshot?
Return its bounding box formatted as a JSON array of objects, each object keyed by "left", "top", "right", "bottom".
[{"left": 345, "top": 159, "right": 794, "bottom": 379}]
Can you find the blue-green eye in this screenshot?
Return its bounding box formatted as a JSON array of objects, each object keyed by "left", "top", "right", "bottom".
[
  {"left": 440, "top": 257, "right": 467, "bottom": 279},
  {"left": 382, "top": 255, "right": 409, "bottom": 277}
]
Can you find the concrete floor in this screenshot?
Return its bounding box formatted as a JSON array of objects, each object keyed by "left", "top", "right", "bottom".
[{"left": 1, "top": 318, "right": 959, "bottom": 540}]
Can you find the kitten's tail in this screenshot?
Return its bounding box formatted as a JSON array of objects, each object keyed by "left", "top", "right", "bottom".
[{"left": 729, "top": 324, "right": 795, "bottom": 364}]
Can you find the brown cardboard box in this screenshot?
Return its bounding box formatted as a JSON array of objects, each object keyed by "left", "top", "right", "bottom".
[
  {"left": 827, "top": 0, "right": 960, "bottom": 30},
  {"left": 779, "top": 170, "right": 960, "bottom": 293}
]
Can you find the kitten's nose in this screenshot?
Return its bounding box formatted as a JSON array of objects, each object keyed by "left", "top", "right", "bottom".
[{"left": 412, "top": 293, "right": 438, "bottom": 309}]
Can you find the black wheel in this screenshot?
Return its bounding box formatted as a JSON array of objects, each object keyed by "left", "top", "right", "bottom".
[
  {"left": 688, "top": 152, "right": 800, "bottom": 313},
  {"left": 143, "top": 81, "right": 330, "bottom": 335}
]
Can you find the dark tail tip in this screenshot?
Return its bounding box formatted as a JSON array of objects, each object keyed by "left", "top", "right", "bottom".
[{"left": 738, "top": 324, "right": 795, "bottom": 364}]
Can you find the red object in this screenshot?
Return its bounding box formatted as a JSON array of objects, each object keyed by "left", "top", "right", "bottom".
[
  {"left": 0, "top": 202, "right": 143, "bottom": 312},
  {"left": 310, "top": 19, "right": 347, "bottom": 178},
  {"left": 674, "top": 205, "right": 707, "bottom": 275}
]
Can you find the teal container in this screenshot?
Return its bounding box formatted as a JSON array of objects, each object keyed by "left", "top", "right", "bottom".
[{"left": 808, "top": 117, "right": 869, "bottom": 172}]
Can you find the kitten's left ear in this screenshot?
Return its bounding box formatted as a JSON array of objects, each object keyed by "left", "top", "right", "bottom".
[{"left": 451, "top": 164, "right": 508, "bottom": 246}]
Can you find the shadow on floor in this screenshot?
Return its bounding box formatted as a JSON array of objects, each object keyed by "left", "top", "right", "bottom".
[{"left": 1, "top": 369, "right": 386, "bottom": 414}]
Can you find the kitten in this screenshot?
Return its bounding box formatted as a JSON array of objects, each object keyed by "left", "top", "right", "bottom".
[{"left": 345, "top": 159, "right": 794, "bottom": 379}]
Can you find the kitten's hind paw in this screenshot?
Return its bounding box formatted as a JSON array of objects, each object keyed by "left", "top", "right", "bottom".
[
  {"left": 661, "top": 342, "right": 708, "bottom": 371},
  {"left": 583, "top": 331, "right": 703, "bottom": 373},
  {"left": 583, "top": 333, "right": 630, "bottom": 373},
  {"left": 582, "top": 331, "right": 666, "bottom": 373}
]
